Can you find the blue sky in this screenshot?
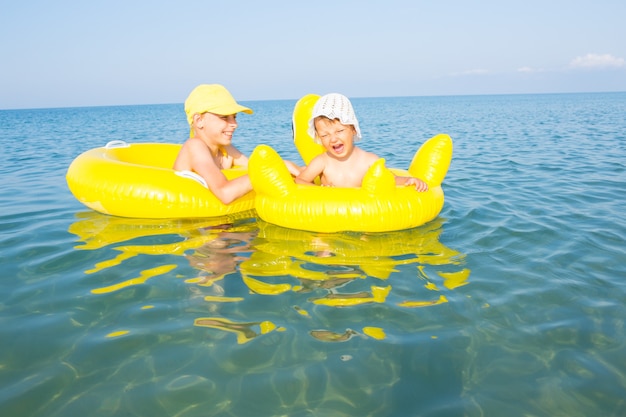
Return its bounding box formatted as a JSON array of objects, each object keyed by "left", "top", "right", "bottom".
[{"left": 1, "top": 0, "right": 625, "bottom": 109}]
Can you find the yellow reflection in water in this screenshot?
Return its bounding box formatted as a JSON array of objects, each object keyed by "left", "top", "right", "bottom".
[
  {"left": 397, "top": 295, "right": 449, "bottom": 308},
  {"left": 105, "top": 330, "right": 129, "bottom": 338},
  {"left": 193, "top": 317, "right": 284, "bottom": 344},
  {"left": 69, "top": 211, "right": 470, "bottom": 343},
  {"left": 69, "top": 211, "right": 253, "bottom": 250},
  {"left": 439, "top": 268, "right": 472, "bottom": 289},
  {"left": 91, "top": 264, "right": 177, "bottom": 294},
  {"left": 69, "top": 210, "right": 256, "bottom": 293},
  {"left": 239, "top": 219, "right": 469, "bottom": 310},
  {"left": 310, "top": 285, "right": 391, "bottom": 306},
  {"left": 229, "top": 219, "right": 471, "bottom": 341},
  {"left": 203, "top": 295, "right": 244, "bottom": 303},
  {"left": 362, "top": 327, "right": 386, "bottom": 340}
]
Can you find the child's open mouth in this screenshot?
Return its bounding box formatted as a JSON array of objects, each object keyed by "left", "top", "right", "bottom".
[{"left": 332, "top": 143, "right": 344, "bottom": 153}]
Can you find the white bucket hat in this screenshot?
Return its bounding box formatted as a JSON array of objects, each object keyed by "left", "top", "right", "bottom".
[{"left": 307, "top": 93, "right": 362, "bottom": 140}]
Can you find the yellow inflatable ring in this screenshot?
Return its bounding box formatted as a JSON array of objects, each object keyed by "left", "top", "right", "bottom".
[
  {"left": 66, "top": 141, "right": 255, "bottom": 218},
  {"left": 247, "top": 94, "right": 453, "bottom": 233}
]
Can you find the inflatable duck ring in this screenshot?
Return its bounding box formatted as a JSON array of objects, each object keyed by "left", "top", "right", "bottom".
[
  {"left": 66, "top": 141, "right": 255, "bottom": 218},
  {"left": 248, "top": 94, "right": 453, "bottom": 233}
]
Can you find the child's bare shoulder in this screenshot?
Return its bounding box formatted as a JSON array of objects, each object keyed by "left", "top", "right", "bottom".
[
  {"left": 355, "top": 147, "right": 380, "bottom": 163},
  {"left": 184, "top": 137, "right": 207, "bottom": 149}
]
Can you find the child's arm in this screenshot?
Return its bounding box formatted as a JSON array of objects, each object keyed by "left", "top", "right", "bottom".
[
  {"left": 185, "top": 141, "right": 252, "bottom": 204},
  {"left": 283, "top": 160, "right": 303, "bottom": 176},
  {"left": 295, "top": 156, "right": 325, "bottom": 185},
  {"left": 395, "top": 175, "right": 428, "bottom": 192}
]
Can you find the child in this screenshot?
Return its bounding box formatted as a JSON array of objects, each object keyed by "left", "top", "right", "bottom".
[
  {"left": 174, "top": 84, "right": 300, "bottom": 204},
  {"left": 295, "top": 93, "right": 428, "bottom": 191}
]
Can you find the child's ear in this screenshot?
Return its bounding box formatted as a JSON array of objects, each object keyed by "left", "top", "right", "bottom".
[{"left": 193, "top": 113, "right": 203, "bottom": 129}]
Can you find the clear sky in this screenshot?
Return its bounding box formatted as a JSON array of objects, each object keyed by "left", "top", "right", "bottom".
[{"left": 1, "top": 0, "right": 625, "bottom": 109}]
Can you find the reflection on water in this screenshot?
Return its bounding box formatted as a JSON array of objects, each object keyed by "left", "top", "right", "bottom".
[
  {"left": 185, "top": 226, "right": 257, "bottom": 287},
  {"left": 243, "top": 219, "right": 469, "bottom": 302},
  {"left": 241, "top": 220, "right": 469, "bottom": 342},
  {"left": 69, "top": 210, "right": 258, "bottom": 294},
  {"left": 69, "top": 212, "right": 470, "bottom": 345},
  {"left": 194, "top": 317, "right": 284, "bottom": 345}
]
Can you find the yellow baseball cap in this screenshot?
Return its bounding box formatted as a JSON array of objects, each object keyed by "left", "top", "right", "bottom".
[{"left": 184, "top": 84, "right": 253, "bottom": 134}]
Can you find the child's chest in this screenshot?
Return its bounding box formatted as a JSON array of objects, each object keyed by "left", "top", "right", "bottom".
[{"left": 323, "top": 161, "right": 369, "bottom": 187}]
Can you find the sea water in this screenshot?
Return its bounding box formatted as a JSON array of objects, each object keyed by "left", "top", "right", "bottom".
[{"left": 1, "top": 92, "right": 625, "bottom": 416}]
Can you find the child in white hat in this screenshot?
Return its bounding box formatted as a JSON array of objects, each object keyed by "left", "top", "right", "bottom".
[{"left": 296, "top": 93, "right": 428, "bottom": 190}]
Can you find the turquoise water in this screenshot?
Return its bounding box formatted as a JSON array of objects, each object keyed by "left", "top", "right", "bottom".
[{"left": 1, "top": 92, "right": 625, "bottom": 416}]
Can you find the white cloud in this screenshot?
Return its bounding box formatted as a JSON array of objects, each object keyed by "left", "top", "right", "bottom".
[{"left": 570, "top": 53, "right": 625, "bottom": 69}]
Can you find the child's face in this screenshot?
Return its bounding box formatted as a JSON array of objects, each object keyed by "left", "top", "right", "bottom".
[
  {"left": 314, "top": 118, "right": 357, "bottom": 157},
  {"left": 198, "top": 112, "right": 238, "bottom": 144}
]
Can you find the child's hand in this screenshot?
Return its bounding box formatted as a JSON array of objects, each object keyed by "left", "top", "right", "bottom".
[{"left": 405, "top": 177, "right": 428, "bottom": 192}]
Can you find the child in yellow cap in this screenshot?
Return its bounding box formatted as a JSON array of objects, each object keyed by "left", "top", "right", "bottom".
[
  {"left": 296, "top": 93, "right": 428, "bottom": 190},
  {"left": 174, "top": 84, "right": 300, "bottom": 204}
]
